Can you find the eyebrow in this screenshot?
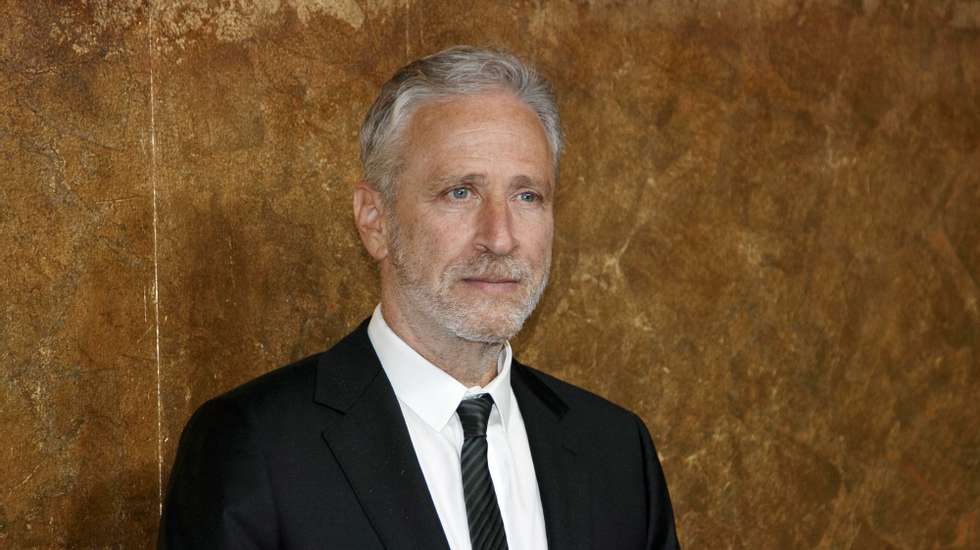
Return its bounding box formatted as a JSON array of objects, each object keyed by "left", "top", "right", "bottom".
[
  {"left": 431, "top": 173, "right": 551, "bottom": 192},
  {"left": 429, "top": 173, "right": 485, "bottom": 189},
  {"left": 509, "top": 174, "right": 552, "bottom": 193}
]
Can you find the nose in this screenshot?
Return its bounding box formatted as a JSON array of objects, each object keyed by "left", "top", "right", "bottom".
[{"left": 474, "top": 198, "right": 517, "bottom": 256}]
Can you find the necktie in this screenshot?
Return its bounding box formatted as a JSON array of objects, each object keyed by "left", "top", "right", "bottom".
[{"left": 456, "top": 394, "right": 509, "bottom": 550}]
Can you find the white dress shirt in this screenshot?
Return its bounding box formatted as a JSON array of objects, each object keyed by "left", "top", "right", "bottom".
[{"left": 367, "top": 305, "right": 549, "bottom": 550}]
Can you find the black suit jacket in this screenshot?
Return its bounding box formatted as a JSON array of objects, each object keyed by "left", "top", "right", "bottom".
[{"left": 159, "top": 321, "right": 679, "bottom": 549}]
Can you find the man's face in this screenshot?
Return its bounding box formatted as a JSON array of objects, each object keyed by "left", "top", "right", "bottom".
[{"left": 383, "top": 91, "right": 555, "bottom": 343}]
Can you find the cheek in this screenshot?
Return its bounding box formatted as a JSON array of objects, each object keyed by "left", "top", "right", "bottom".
[
  {"left": 523, "top": 218, "right": 554, "bottom": 258},
  {"left": 411, "top": 224, "right": 468, "bottom": 269}
]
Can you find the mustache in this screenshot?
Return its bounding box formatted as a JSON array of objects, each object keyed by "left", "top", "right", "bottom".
[{"left": 446, "top": 253, "right": 532, "bottom": 281}]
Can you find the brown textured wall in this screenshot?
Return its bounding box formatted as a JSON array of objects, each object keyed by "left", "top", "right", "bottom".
[{"left": 2, "top": 1, "right": 978, "bottom": 548}]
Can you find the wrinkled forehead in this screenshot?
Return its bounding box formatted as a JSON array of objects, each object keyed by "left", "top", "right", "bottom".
[{"left": 399, "top": 93, "right": 556, "bottom": 179}]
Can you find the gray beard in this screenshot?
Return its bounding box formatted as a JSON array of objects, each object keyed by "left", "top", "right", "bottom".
[{"left": 387, "top": 217, "right": 550, "bottom": 343}]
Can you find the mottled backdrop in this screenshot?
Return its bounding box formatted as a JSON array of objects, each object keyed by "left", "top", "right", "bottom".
[{"left": 2, "top": 0, "right": 978, "bottom": 548}]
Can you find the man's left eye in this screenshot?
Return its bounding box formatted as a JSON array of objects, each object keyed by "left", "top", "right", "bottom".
[{"left": 517, "top": 191, "right": 539, "bottom": 202}]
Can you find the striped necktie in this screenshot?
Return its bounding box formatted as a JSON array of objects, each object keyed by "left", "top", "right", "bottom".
[{"left": 456, "top": 394, "right": 509, "bottom": 550}]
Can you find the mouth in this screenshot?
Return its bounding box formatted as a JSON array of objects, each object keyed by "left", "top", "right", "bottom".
[{"left": 461, "top": 277, "right": 522, "bottom": 294}]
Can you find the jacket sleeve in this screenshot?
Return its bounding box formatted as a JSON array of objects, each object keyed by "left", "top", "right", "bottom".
[
  {"left": 637, "top": 415, "right": 681, "bottom": 550},
  {"left": 158, "top": 397, "right": 279, "bottom": 549}
]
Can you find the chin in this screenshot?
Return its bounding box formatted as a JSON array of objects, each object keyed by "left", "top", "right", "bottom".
[
  {"left": 452, "top": 324, "right": 519, "bottom": 344},
  {"left": 445, "top": 303, "right": 529, "bottom": 344}
]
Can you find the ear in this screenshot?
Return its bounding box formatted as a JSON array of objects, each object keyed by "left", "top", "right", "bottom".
[{"left": 353, "top": 181, "right": 389, "bottom": 261}]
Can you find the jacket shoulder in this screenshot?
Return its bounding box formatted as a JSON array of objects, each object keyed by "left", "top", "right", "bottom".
[
  {"left": 207, "top": 320, "right": 374, "bottom": 419},
  {"left": 215, "top": 352, "right": 321, "bottom": 411},
  {"left": 513, "top": 361, "right": 644, "bottom": 427}
]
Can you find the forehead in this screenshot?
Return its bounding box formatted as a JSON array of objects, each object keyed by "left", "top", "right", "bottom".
[
  {"left": 408, "top": 91, "right": 544, "bottom": 132},
  {"left": 400, "top": 92, "right": 555, "bottom": 178}
]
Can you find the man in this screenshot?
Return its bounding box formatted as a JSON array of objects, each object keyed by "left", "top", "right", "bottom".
[{"left": 160, "top": 46, "right": 679, "bottom": 549}]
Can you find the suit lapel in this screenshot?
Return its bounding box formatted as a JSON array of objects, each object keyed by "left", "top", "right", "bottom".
[
  {"left": 512, "top": 363, "right": 592, "bottom": 550},
  {"left": 314, "top": 322, "right": 450, "bottom": 550}
]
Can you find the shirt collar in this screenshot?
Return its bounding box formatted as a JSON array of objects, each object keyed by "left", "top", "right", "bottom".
[{"left": 367, "top": 304, "right": 513, "bottom": 432}]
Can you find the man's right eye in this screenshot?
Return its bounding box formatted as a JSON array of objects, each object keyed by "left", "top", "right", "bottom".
[{"left": 449, "top": 187, "right": 470, "bottom": 200}]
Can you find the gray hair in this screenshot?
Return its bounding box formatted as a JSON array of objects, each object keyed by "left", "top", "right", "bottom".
[{"left": 359, "top": 46, "right": 563, "bottom": 203}]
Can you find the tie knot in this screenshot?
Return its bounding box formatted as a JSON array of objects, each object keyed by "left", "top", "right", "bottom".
[{"left": 456, "top": 394, "right": 494, "bottom": 438}]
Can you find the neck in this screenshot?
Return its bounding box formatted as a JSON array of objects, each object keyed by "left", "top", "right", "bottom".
[{"left": 380, "top": 301, "right": 503, "bottom": 388}]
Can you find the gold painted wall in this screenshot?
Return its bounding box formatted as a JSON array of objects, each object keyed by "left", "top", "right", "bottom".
[{"left": 2, "top": 1, "right": 978, "bottom": 547}]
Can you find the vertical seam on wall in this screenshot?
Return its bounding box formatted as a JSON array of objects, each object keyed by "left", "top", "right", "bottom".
[{"left": 147, "top": 0, "right": 164, "bottom": 516}]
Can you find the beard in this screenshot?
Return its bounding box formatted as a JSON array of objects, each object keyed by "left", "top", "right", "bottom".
[{"left": 387, "top": 215, "right": 550, "bottom": 344}]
